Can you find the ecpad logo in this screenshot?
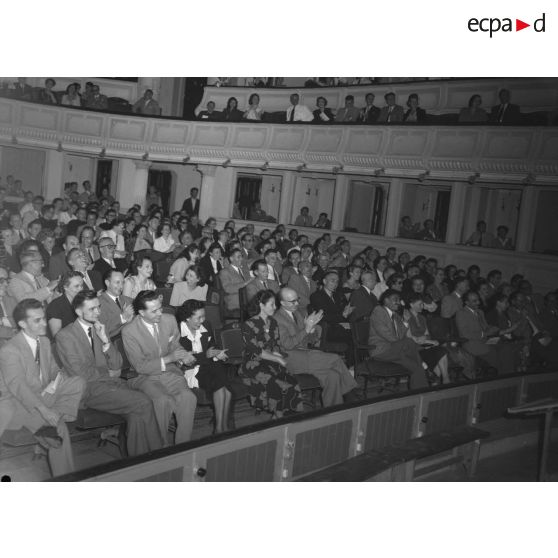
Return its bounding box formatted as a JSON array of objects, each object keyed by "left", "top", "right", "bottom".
[{"left": 468, "top": 13, "right": 546, "bottom": 37}]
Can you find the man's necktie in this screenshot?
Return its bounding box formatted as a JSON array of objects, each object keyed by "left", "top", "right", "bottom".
[
  {"left": 498, "top": 105, "right": 505, "bottom": 123},
  {"left": 153, "top": 323, "right": 161, "bottom": 356},
  {"left": 87, "top": 326, "right": 94, "bottom": 352},
  {"left": 115, "top": 297, "right": 122, "bottom": 311},
  {"left": 478, "top": 234, "right": 482, "bottom": 247},
  {"left": 391, "top": 313, "right": 398, "bottom": 335},
  {"left": 263, "top": 281, "right": 268, "bottom": 289},
  {"left": 387, "top": 107, "right": 393, "bottom": 123},
  {"left": 35, "top": 277, "right": 42, "bottom": 290},
  {"left": 237, "top": 267, "right": 245, "bottom": 281},
  {"left": 290, "top": 107, "right": 295, "bottom": 122},
  {"left": 36, "top": 337, "right": 45, "bottom": 386}
]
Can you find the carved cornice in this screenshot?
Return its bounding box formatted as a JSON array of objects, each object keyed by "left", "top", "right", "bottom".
[{"left": 0, "top": 99, "right": 557, "bottom": 184}]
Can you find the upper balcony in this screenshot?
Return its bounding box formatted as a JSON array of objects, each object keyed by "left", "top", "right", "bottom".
[{"left": 1, "top": 97, "right": 557, "bottom": 184}]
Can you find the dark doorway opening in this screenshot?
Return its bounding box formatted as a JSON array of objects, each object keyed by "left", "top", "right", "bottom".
[{"left": 148, "top": 170, "right": 173, "bottom": 216}]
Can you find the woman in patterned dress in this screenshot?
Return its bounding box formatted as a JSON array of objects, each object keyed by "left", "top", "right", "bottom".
[{"left": 240, "top": 290, "right": 302, "bottom": 418}]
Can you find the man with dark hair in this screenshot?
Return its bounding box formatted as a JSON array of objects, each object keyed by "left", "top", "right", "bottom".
[
  {"left": 264, "top": 248, "right": 282, "bottom": 284},
  {"left": 122, "top": 290, "right": 197, "bottom": 445},
  {"left": 294, "top": 206, "right": 313, "bottom": 228},
  {"left": 246, "top": 259, "right": 280, "bottom": 303},
  {"left": 26, "top": 219, "right": 42, "bottom": 241},
  {"left": 66, "top": 207, "right": 87, "bottom": 237},
  {"left": 491, "top": 225, "right": 514, "bottom": 250},
  {"left": 56, "top": 290, "right": 162, "bottom": 456},
  {"left": 67, "top": 247, "right": 102, "bottom": 291},
  {"left": 78, "top": 180, "right": 96, "bottom": 205},
  {"left": 98, "top": 270, "right": 134, "bottom": 338},
  {"left": 287, "top": 260, "right": 317, "bottom": 312},
  {"left": 133, "top": 89, "right": 161, "bottom": 116},
  {"left": 490, "top": 89, "right": 521, "bottom": 124},
  {"left": 182, "top": 187, "right": 200, "bottom": 217},
  {"left": 8, "top": 251, "right": 58, "bottom": 302},
  {"left": 92, "top": 236, "right": 127, "bottom": 277},
  {"left": 350, "top": 270, "right": 379, "bottom": 322},
  {"left": 0, "top": 298, "right": 86, "bottom": 476},
  {"left": 360, "top": 92, "right": 380, "bottom": 124},
  {"left": 219, "top": 248, "right": 250, "bottom": 312},
  {"left": 240, "top": 233, "right": 258, "bottom": 264},
  {"left": 286, "top": 93, "right": 313, "bottom": 122},
  {"left": 48, "top": 235, "right": 79, "bottom": 280},
  {"left": 378, "top": 92, "right": 404, "bottom": 123},
  {"left": 335, "top": 95, "right": 360, "bottom": 123},
  {"left": 275, "top": 287, "right": 360, "bottom": 406},
  {"left": 199, "top": 243, "right": 223, "bottom": 287}
]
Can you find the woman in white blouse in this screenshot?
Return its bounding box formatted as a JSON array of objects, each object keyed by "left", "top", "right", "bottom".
[
  {"left": 133, "top": 224, "right": 151, "bottom": 253},
  {"left": 61, "top": 83, "right": 82, "bottom": 107},
  {"left": 153, "top": 222, "right": 176, "bottom": 254},
  {"left": 123, "top": 255, "right": 157, "bottom": 299},
  {"left": 243, "top": 93, "right": 264, "bottom": 121},
  {"left": 170, "top": 265, "right": 208, "bottom": 307}
]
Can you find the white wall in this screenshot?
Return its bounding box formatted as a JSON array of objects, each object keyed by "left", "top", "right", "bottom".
[
  {"left": 62, "top": 154, "right": 96, "bottom": 190},
  {"left": 291, "top": 176, "right": 335, "bottom": 225},
  {"left": 0, "top": 146, "right": 45, "bottom": 195}
]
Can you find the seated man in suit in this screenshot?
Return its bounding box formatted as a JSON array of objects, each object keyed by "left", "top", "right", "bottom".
[
  {"left": 456, "top": 291, "right": 516, "bottom": 375},
  {"left": 335, "top": 95, "right": 360, "bottom": 123},
  {"left": 350, "top": 270, "right": 379, "bottom": 322},
  {"left": 122, "top": 290, "right": 197, "bottom": 445},
  {"left": 441, "top": 277, "right": 469, "bottom": 319},
  {"left": 312, "top": 252, "right": 331, "bottom": 284},
  {"left": 359, "top": 92, "right": 380, "bottom": 124},
  {"left": 199, "top": 243, "right": 223, "bottom": 288},
  {"left": 47, "top": 235, "right": 79, "bottom": 281},
  {"left": 264, "top": 248, "right": 282, "bottom": 285},
  {"left": 98, "top": 269, "right": 134, "bottom": 339},
  {"left": 92, "top": 236, "right": 127, "bottom": 278},
  {"left": 219, "top": 248, "right": 251, "bottom": 312},
  {"left": 240, "top": 233, "right": 258, "bottom": 265},
  {"left": 67, "top": 247, "right": 102, "bottom": 292},
  {"left": 56, "top": 290, "right": 163, "bottom": 456},
  {"left": 275, "top": 288, "right": 360, "bottom": 406},
  {"left": 0, "top": 266, "right": 17, "bottom": 347},
  {"left": 490, "top": 88, "right": 521, "bottom": 124},
  {"left": 310, "top": 271, "right": 354, "bottom": 363},
  {"left": 245, "top": 259, "right": 280, "bottom": 305},
  {"left": 377, "top": 92, "right": 405, "bottom": 123},
  {"left": 368, "top": 289, "right": 429, "bottom": 389},
  {"left": 288, "top": 260, "right": 317, "bottom": 314},
  {"left": 8, "top": 251, "right": 58, "bottom": 303},
  {"left": 0, "top": 299, "right": 86, "bottom": 476}
]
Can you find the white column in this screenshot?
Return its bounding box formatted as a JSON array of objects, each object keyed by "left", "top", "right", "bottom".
[
  {"left": 384, "top": 178, "right": 404, "bottom": 238},
  {"left": 331, "top": 174, "right": 350, "bottom": 232},
  {"left": 196, "top": 164, "right": 218, "bottom": 223},
  {"left": 464, "top": 185, "right": 481, "bottom": 241},
  {"left": 446, "top": 182, "right": 468, "bottom": 244},
  {"left": 278, "top": 171, "right": 295, "bottom": 225},
  {"left": 515, "top": 185, "right": 537, "bottom": 252},
  {"left": 43, "top": 150, "right": 64, "bottom": 200},
  {"left": 116, "top": 159, "right": 151, "bottom": 212}
]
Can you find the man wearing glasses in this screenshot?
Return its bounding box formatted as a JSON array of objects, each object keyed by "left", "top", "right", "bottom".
[
  {"left": 8, "top": 252, "right": 58, "bottom": 303},
  {"left": 92, "top": 237, "right": 127, "bottom": 278},
  {"left": 275, "top": 287, "right": 361, "bottom": 406}
]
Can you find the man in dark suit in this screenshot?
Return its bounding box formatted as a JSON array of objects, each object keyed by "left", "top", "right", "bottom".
[
  {"left": 56, "top": 290, "right": 163, "bottom": 456},
  {"left": 219, "top": 248, "right": 251, "bottom": 312},
  {"left": 240, "top": 233, "right": 259, "bottom": 265},
  {"left": 456, "top": 291, "right": 516, "bottom": 375},
  {"left": 67, "top": 247, "right": 103, "bottom": 292},
  {"left": 309, "top": 271, "right": 354, "bottom": 362},
  {"left": 92, "top": 236, "right": 127, "bottom": 278},
  {"left": 275, "top": 288, "right": 360, "bottom": 406},
  {"left": 350, "top": 271, "right": 379, "bottom": 322},
  {"left": 0, "top": 299, "right": 86, "bottom": 476},
  {"left": 490, "top": 89, "right": 521, "bottom": 124},
  {"left": 182, "top": 187, "right": 200, "bottom": 217},
  {"left": 368, "top": 290, "right": 428, "bottom": 389},
  {"left": 360, "top": 92, "right": 380, "bottom": 124},
  {"left": 122, "top": 290, "right": 197, "bottom": 445},
  {"left": 288, "top": 261, "right": 317, "bottom": 314},
  {"left": 199, "top": 243, "right": 223, "bottom": 288},
  {"left": 245, "top": 259, "right": 280, "bottom": 304},
  {"left": 377, "top": 92, "right": 405, "bottom": 123},
  {"left": 98, "top": 270, "right": 134, "bottom": 338}
]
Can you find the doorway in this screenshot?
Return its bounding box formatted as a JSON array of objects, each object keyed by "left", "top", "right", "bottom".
[{"left": 148, "top": 170, "right": 173, "bottom": 216}]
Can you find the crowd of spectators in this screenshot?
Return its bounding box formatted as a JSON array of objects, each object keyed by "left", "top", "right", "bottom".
[{"left": 0, "top": 175, "right": 556, "bottom": 477}]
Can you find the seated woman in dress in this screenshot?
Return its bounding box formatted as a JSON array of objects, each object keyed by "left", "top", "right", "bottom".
[
  {"left": 132, "top": 224, "right": 152, "bottom": 253},
  {"left": 61, "top": 83, "right": 82, "bottom": 107},
  {"left": 46, "top": 271, "right": 84, "bottom": 337},
  {"left": 169, "top": 244, "right": 200, "bottom": 284},
  {"left": 313, "top": 96, "right": 335, "bottom": 123},
  {"left": 458, "top": 94, "right": 488, "bottom": 123},
  {"left": 426, "top": 267, "right": 449, "bottom": 303},
  {"left": 403, "top": 94, "right": 427, "bottom": 123},
  {"left": 243, "top": 93, "right": 264, "bottom": 121},
  {"left": 241, "top": 289, "right": 302, "bottom": 418},
  {"left": 39, "top": 78, "right": 58, "bottom": 104},
  {"left": 404, "top": 294, "right": 450, "bottom": 384},
  {"left": 153, "top": 222, "right": 176, "bottom": 254},
  {"left": 123, "top": 255, "right": 156, "bottom": 299},
  {"left": 222, "top": 97, "right": 243, "bottom": 122},
  {"left": 177, "top": 300, "right": 233, "bottom": 433},
  {"left": 170, "top": 265, "right": 208, "bottom": 307}
]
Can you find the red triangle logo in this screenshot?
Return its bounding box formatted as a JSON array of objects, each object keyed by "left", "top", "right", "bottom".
[{"left": 516, "top": 19, "right": 530, "bottom": 31}]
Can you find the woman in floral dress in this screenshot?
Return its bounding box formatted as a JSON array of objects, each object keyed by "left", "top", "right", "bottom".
[{"left": 240, "top": 290, "right": 302, "bottom": 418}]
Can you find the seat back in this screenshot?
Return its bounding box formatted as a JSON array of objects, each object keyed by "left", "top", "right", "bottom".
[
  {"left": 154, "top": 259, "right": 172, "bottom": 285},
  {"left": 350, "top": 317, "right": 371, "bottom": 365},
  {"left": 238, "top": 286, "right": 249, "bottom": 322},
  {"left": 426, "top": 315, "right": 452, "bottom": 341},
  {"left": 155, "top": 286, "right": 173, "bottom": 306},
  {"left": 205, "top": 304, "right": 223, "bottom": 332},
  {"left": 219, "top": 324, "right": 244, "bottom": 360}
]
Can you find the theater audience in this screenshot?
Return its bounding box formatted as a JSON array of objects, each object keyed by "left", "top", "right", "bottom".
[
  {"left": 240, "top": 289, "right": 302, "bottom": 418},
  {"left": 46, "top": 272, "right": 83, "bottom": 337},
  {"left": 177, "top": 300, "right": 233, "bottom": 433},
  {"left": 458, "top": 94, "right": 488, "bottom": 123},
  {"left": 378, "top": 92, "right": 404, "bottom": 123},
  {"left": 286, "top": 93, "right": 313, "bottom": 122},
  {"left": 120, "top": 289, "right": 197, "bottom": 445},
  {"left": 313, "top": 96, "right": 335, "bottom": 123}
]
